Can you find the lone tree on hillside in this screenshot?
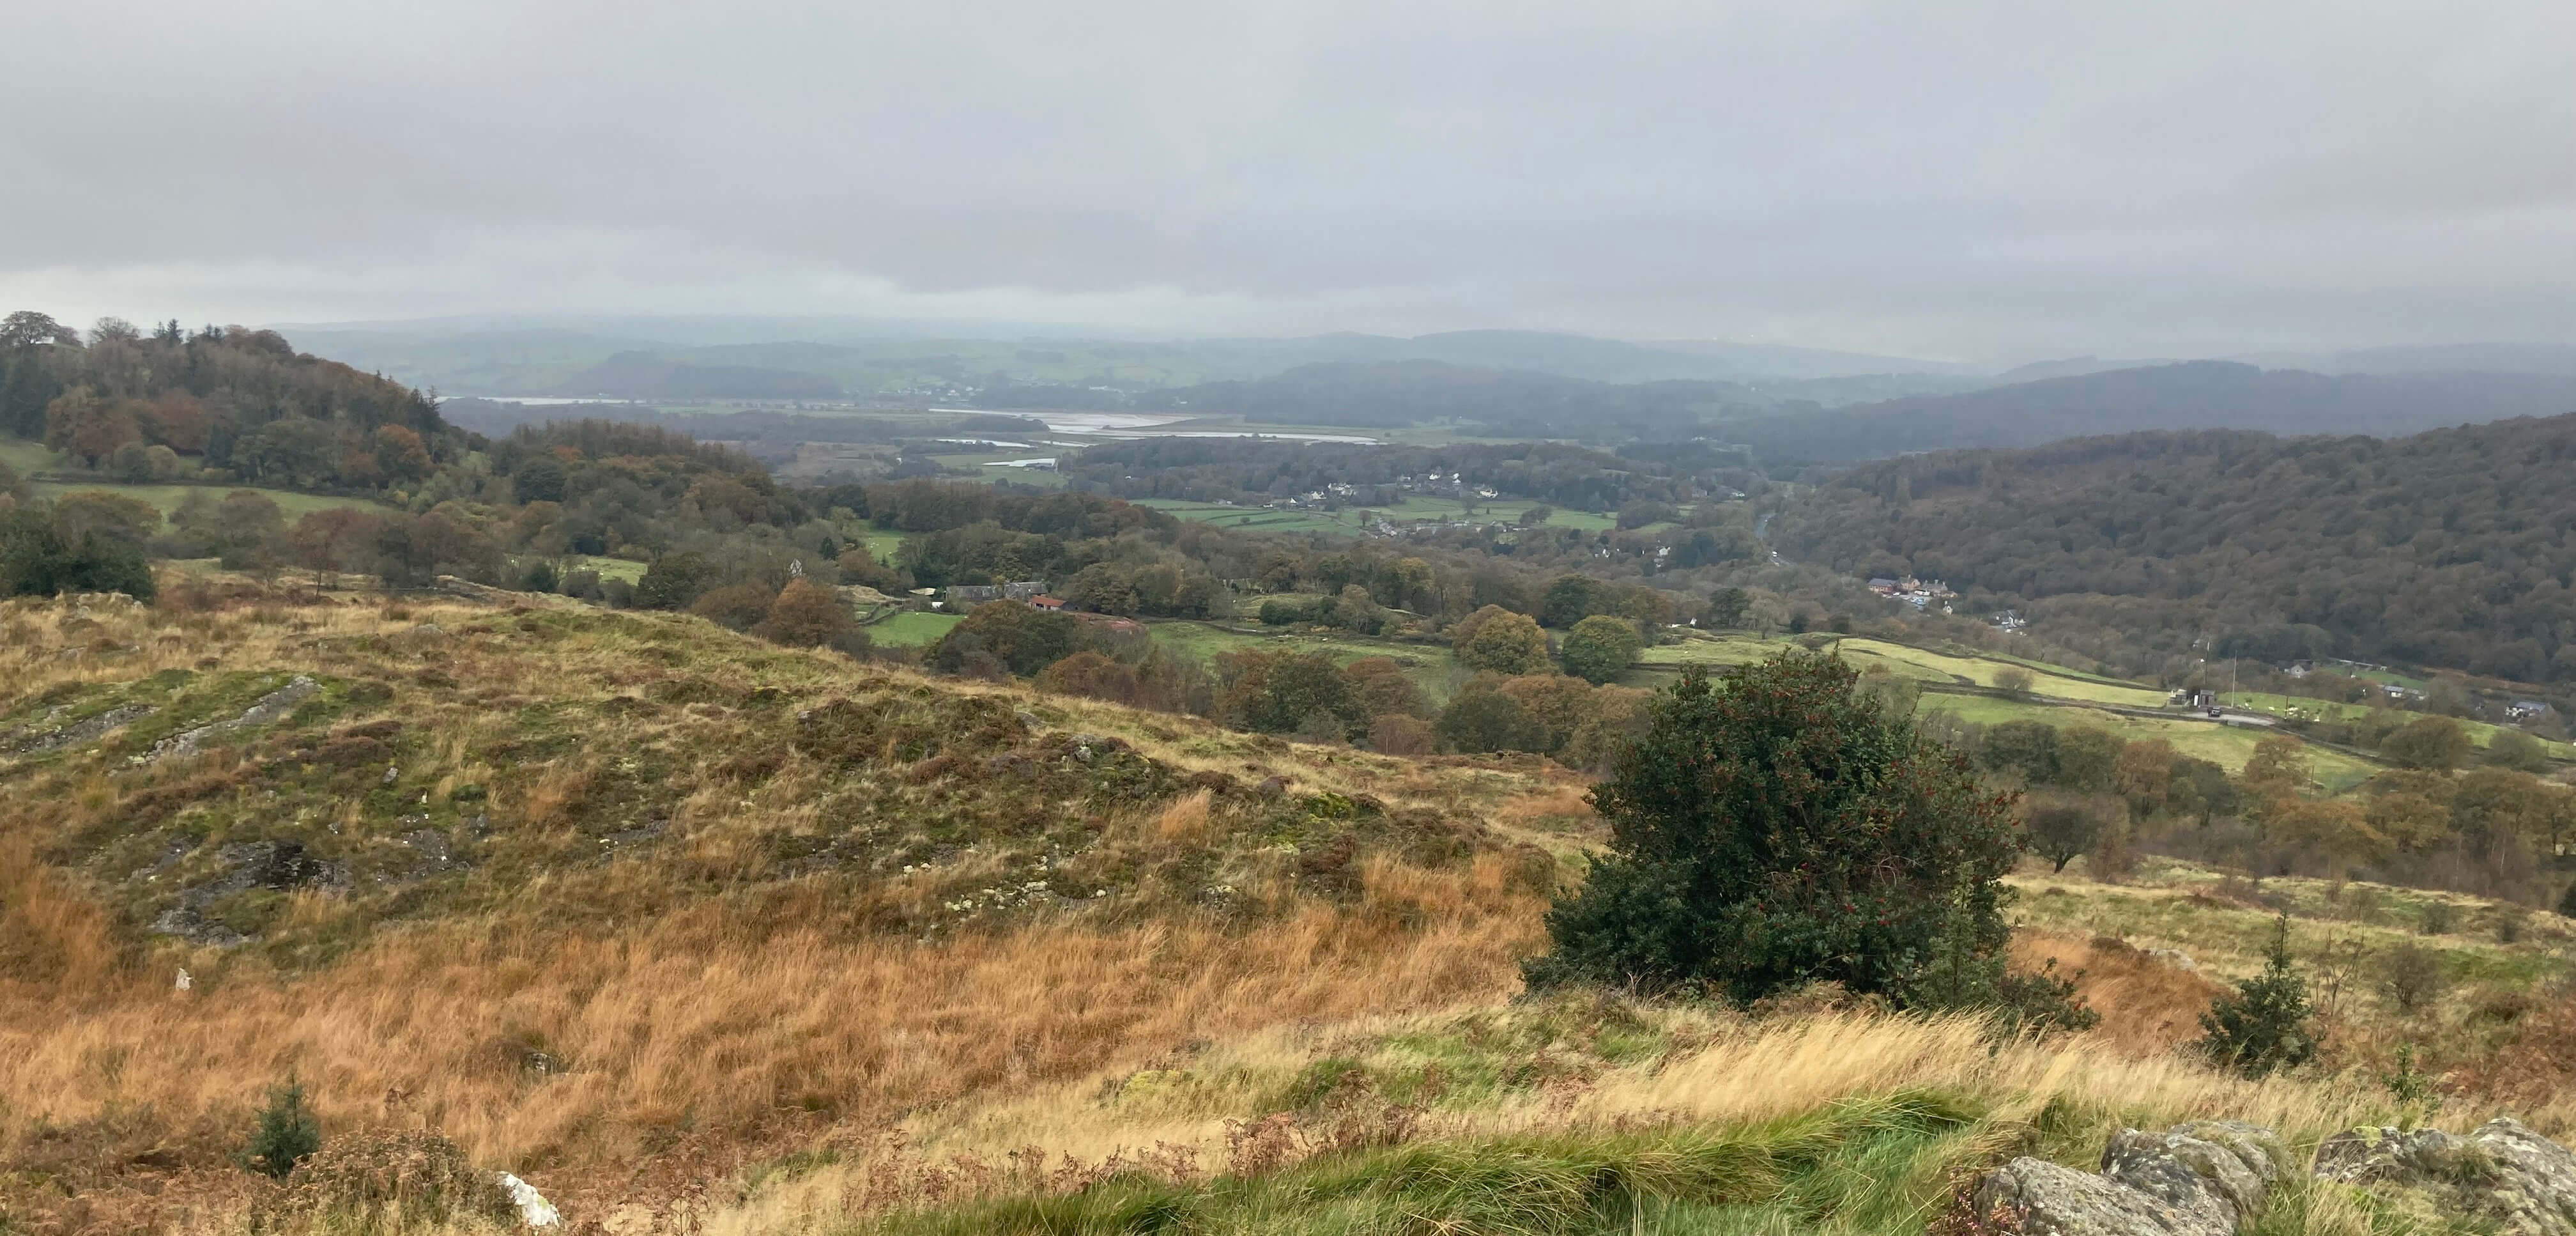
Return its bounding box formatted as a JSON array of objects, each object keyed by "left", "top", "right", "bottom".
[
  {"left": 2024, "top": 794, "right": 2106, "bottom": 872},
  {"left": 1524, "top": 651, "right": 2024, "bottom": 1005},
  {"left": 2198, "top": 915, "right": 2316, "bottom": 1078},
  {"left": 1559, "top": 614, "right": 1644, "bottom": 685}
]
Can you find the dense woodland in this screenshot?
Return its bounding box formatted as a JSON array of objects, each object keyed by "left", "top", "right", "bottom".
[
  {"left": 1719, "top": 362, "right": 2576, "bottom": 462},
  {"left": 1, "top": 312, "right": 462, "bottom": 492},
  {"left": 1770, "top": 416, "right": 2576, "bottom": 684}
]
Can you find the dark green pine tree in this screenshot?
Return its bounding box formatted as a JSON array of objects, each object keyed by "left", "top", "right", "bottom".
[{"left": 2197, "top": 914, "right": 2317, "bottom": 1078}]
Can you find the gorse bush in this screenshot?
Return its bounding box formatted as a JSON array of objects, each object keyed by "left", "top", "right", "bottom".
[
  {"left": 1524, "top": 651, "right": 2022, "bottom": 1005},
  {"left": 2379, "top": 943, "right": 2448, "bottom": 1014},
  {"left": 2198, "top": 915, "right": 2317, "bottom": 1078},
  {"left": 239, "top": 1077, "right": 322, "bottom": 1179}
]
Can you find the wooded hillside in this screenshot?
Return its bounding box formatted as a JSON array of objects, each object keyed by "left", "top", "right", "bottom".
[{"left": 1768, "top": 415, "right": 2576, "bottom": 683}]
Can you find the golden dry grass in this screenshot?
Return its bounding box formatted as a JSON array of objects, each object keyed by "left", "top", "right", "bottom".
[
  {"left": 1, "top": 860, "right": 1542, "bottom": 1222},
  {"left": 6, "top": 580, "right": 2572, "bottom": 1236}
]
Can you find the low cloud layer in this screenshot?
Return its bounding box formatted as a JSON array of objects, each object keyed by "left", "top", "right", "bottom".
[{"left": 5, "top": 0, "right": 2571, "bottom": 360}]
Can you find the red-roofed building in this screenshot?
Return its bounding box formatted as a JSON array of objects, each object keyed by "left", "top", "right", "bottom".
[{"left": 1031, "top": 595, "right": 1067, "bottom": 610}]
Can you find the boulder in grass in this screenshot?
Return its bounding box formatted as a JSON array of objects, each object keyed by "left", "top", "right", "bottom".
[
  {"left": 2315, "top": 1118, "right": 2576, "bottom": 1236},
  {"left": 1974, "top": 1120, "right": 2287, "bottom": 1236}
]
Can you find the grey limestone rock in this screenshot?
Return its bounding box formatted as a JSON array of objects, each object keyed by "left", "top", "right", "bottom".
[
  {"left": 149, "top": 675, "right": 319, "bottom": 762},
  {"left": 1977, "top": 1121, "right": 2285, "bottom": 1236},
  {"left": 2315, "top": 1118, "right": 2576, "bottom": 1236}
]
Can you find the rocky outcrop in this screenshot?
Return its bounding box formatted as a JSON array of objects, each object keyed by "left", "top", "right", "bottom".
[
  {"left": 2314, "top": 1118, "right": 2576, "bottom": 1236},
  {"left": 1979, "top": 1116, "right": 2576, "bottom": 1236},
  {"left": 1, "top": 702, "right": 156, "bottom": 759},
  {"left": 1976, "top": 1121, "right": 2287, "bottom": 1236},
  {"left": 148, "top": 840, "right": 351, "bottom": 945},
  {"left": 149, "top": 675, "right": 319, "bottom": 762}
]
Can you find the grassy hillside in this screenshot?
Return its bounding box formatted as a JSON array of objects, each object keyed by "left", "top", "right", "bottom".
[
  {"left": 0, "top": 578, "right": 1579, "bottom": 1232},
  {"left": 6, "top": 580, "right": 2575, "bottom": 1235},
  {"left": 4, "top": 432, "right": 391, "bottom": 520}
]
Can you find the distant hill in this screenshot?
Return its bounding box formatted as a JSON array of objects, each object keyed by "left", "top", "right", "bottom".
[
  {"left": 284, "top": 320, "right": 1993, "bottom": 401},
  {"left": 1768, "top": 412, "right": 2576, "bottom": 684},
  {"left": 1992, "top": 355, "right": 2180, "bottom": 383},
  {"left": 1717, "top": 362, "right": 2576, "bottom": 462},
  {"left": 1637, "top": 336, "right": 1985, "bottom": 380},
  {"left": 547, "top": 351, "right": 842, "bottom": 400},
  {"left": 1138, "top": 360, "right": 1751, "bottom": 439},
  {"left": 2230, "top": 343, "right": 2576, "bottom": 377}
]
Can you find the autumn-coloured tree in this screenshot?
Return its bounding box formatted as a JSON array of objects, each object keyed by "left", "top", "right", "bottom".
[
  {"left": 752, "top": 578, "right": 859, "bottom": 649},
  {"left": 43, "top": 387, "right": 140, "bottom": 468},
  {"left": 374, "top": 425, "right": 433, "bottom": 483},
  {"left": 142, "top": 390, "right": 212, "bottom": 453}
]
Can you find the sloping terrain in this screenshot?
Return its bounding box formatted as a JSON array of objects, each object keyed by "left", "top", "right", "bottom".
[
  {"left": 10, "top": 581, "right": 2576, "bottom": 1235},
  {"left": 1768, "top": 413, "right": 2576, "bottom": 684},
  {"left": 0, "top": 581, "right": 1575, "bottom": 1230}
]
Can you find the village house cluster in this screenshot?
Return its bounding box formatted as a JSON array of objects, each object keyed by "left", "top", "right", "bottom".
[{"left": 1866, "top": 575, "right": 1955, "bottom": 610}]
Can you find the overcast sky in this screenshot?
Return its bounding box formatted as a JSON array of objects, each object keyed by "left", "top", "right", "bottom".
[{"left": 3, "top": 0, "right": 2571, "bottom": 362}]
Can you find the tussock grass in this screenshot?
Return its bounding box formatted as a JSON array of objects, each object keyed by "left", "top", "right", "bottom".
[{"left": 2, "top": 580, "right": 2568, "bottom": 1236}]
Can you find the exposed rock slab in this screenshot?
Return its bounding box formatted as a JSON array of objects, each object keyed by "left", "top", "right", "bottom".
[
  {"left": 1, "top": 703, "right": 157, "bottom": 758},
  {"left": 149, "top": 676, "right": 318, "bottom": 762},
  {"left": 2315, "top": 1118, "right": 2576, "bottom": 1236},
  {"left": 1977, "top": 1121, "right": 2285, "bottom": 1236}
]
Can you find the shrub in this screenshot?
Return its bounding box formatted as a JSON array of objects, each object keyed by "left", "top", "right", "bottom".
[
  {"left": 1523, "top": 652, "right": 2021, "bottom": 1004},
  {"left": 2419, "top": 899, "right": 2459, "bottom": 935},
  {"left": 272, "top": 1129, "right": 514, "bottom": 1229},
  {"left": 1451, "top": 605, "right": 1550, "bottom": 674},
  {"left": 752, "top": 578, "right": 859, "bottom": 649},
  {"left": 2487, "top": 729, "right": 2550, "bottom": 773},
  {"left": 1367, "top": 713, "right": 1436, "bottom": 756},
  {"left": 1220, "top": 650, "right": 1363, "bottom": 738},
  {"left": 1434, "top": 677, "right": 1548, "bottom": 754},
  {"left": 926, "top": 599, "right": 1087, "bottom": 678},
  {"left": 691, "top": 582, "right": 780, "bottom": 632},
  {"left": 2197, "top": 915, "right": 2316, "bottom": 1078},
  {"left": 1993, "top": 667, "right": 2034, "bottom": 699},
  {"left": 2379, "top": 943, "right": 2448, "bottom": 1013},
  {"left": 239, "top": 1077, "right": 322, "bottom": 1179},
  {"left": 2382, "top": 717, "right": 2472, "bottom": 771},
  {"left": 1897, "top": 888, "right": 2098, "bottom": 1038},
  {"left": 1559, "top": 615, "right": 1643, "bottom": 685},
  {"left": 1, "top": 504, "right": 158, "bottom": 601}
]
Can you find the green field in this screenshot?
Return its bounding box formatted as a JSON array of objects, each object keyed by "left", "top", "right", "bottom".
[
  {"left": 1135, "top": 497, "right": 1619, "bottom": 537},
  {"left": 866, "top": 610, "right": 962, "bottom": 646},
  {"left": 1636, "top": 633, "right": 2168, "bottom": 706},
  {"left": 928, "top": 450, "right": 1070, "bottom": 489},
  {"left": 1629, "top": 630, "right": 2388, "bottom": 787},
  {"left": 2219, "top": 690, "right": 2573, "bottom": 761},
  {"left": 1913, "top": 693, "right": 2382, "bottom": 791},
  {"left": 1147, "top": 620, "right": 1459, "bottom": 700},
  {"left": 35, "top": 480, "right": 387, "bottom": 520},
  {"left": 0, "top": 435, "right": 52, "bottom": 477},
  {"left": 565, "top": 555, "right": 648, "bottom": 583},
  {"left": 854, "top": 529, "right": 908, "bottom": 562}
]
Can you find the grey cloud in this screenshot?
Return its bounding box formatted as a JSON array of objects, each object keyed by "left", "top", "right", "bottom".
[{"left": 3, "top": 0, "right": 2570, "bottom": 359}]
